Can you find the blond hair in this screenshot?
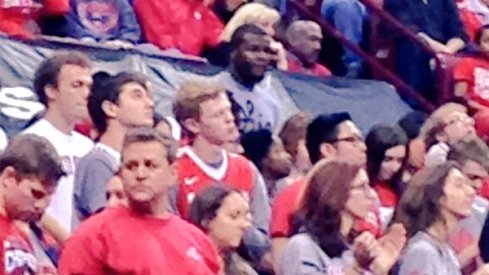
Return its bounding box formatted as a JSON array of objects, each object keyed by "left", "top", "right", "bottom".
[
  {"left": 420, "top": 102, "right": 468, "bottom": 147},
  {"left": 172, "top": 81, "right": 226, "bottom": 133},
  {"left": 221, "top": 3, "right": 280, "bottom": 42}
]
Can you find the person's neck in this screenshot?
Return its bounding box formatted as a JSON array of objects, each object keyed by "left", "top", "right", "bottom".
[
  {"left": 290, "top": 51, "right": 314, "bottom": 68},
  {"left": 43, "top": 107, "right": 74, "bottom": 135},
  {"left": 340, "top": 212, "right": 355, "bottom": 237},
  {"left": 98, "top": 123, "right": 126, "bottom": 153},
  {"left": 129, "top": 196, "right": 171, "bottom": 219},
  {"left": 229, "top": 64, "right": 263, "bottom": 88},
  {"left": 191, "top": 136, "right": 224, "bottom": 164},
  {"left": 426, "top": 213, "right": 458, "bottom": 243}
]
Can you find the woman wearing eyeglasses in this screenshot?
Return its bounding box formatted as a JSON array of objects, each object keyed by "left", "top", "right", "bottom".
[{"left": 278, "top": 159, "right": 405, "bottom": 275}]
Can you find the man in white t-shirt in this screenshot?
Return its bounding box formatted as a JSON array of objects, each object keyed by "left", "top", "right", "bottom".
[{"left": 23, "top": 52, "right": 94, "bottom": 232}]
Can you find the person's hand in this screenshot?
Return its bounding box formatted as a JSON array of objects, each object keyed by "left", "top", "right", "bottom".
[
  {"left": 270, "top": 40, "right": 288, "bottom": 70},
  {"left": 473, "top": 264, "right": 489, "bottom": 275},
  {"left": 352, "top": 232, "right": 378, "bottom": 268},
  {"left": 104, "top": 40, "right": 134, "bottom": 50},
  {"left": 369, "top": 223, "right": 407, "bottom": 275}
]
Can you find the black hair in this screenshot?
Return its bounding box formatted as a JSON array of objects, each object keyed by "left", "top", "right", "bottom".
[
  {"left": 398, "top": 111, "right": 428, "bottom": 140},
  {"left": 366, "top": 125, "right": 408, "bottom": 193},
  {"left": 88, "top": 71, "right": 148, "bottom": 134},
  {"left": 230, "top": 24, "right": 267, "bottom": 51},
  {"left": 306, "top": 112, "right": 351, "bottom": 164},
  {"left": 241, "top": 129, "right": 274, "bottom": 170},
  {"left": 34, "top": 52, "right": 91, "bottom": 106},
  {"left": 188, "top": 184, "right": 238, "bottom": 231}
]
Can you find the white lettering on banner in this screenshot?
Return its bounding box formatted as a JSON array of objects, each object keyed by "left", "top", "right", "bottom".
[
  {"left": 474, "top": 67, "right": 489, "bottom": 100},
  {"left": 0, "top": 87, "right": 44, "bottom": 120}
]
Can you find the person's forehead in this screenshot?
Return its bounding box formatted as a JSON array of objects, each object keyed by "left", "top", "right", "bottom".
[
  {"left": 122, "top": 141, "right": 166, "bottom": 160},
  {"left": 242, "top": 33, "right": 269, "bottom": 46},
  {"left": 463, "top": 160, "right": 488, "bottom": 174},
  {"left": 337, "top": 120, "right": 361, "bottom": 136}
]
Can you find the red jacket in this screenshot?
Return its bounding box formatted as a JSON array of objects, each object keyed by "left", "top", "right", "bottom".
[
  {"left": 133, "top": 0, "right": 223, "bottom": 56},
  {"left": 0, "top": 0, "right": 69, "bottom": 38}
]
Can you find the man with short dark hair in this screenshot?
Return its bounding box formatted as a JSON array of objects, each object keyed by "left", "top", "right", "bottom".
[
  {"left": 0, "top": 134, "right": 65, "bottom": 273},
  {"left": 23, "top": 52, "right": 94, "bottom": 232},
  {"left": 215, "top": 24, "right": 298, "bottom": 133},
  {"left": 73, "top": 71, "right": 154, "bottom": 227},
  {"left": 59, "top": 127, "right": 220, "bottom": 274}
]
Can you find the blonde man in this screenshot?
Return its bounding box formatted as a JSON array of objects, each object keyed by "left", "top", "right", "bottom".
[{"left": 173, "top": 81, "right": 271, "bottom": 265}]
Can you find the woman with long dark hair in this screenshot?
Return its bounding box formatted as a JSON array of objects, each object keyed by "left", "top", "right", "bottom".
[
  {"left": 366, "top": 125, "right": 408, "bottom": 223},
  {"left": 188, "top": 184, "right": 256, "bottom": 275},
  {"left": 396, "top": 161, "right": 489, "bottom": 274},
  {"left": 279, "top": 159, "right": 405, "bottom": 274}
]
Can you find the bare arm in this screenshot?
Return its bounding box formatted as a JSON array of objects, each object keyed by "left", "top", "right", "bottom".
[{"left": 40, "top": 213, "right": 70, "bottom": 245}]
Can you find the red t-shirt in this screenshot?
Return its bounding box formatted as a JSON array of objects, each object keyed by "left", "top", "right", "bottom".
[
  {"left": 453, "top": 57, "right": 489, "bottom": 107},
  {"left": 287, "top": 58, "right": 332, "bottom": 77},
  {"left": 59, "top": 207, "right": 220, "bottom": 274},
  {"left": 270, "top": 179, "right": 305, "bottom": 238},
  {"left": 0, "top": 0, "right": 69, "bottom": 38},
  {"left": 176, "top": 147, "right": 254, "bottom": 217},
  {"left": 133, "top": 0, "right": 223, "bottom": 56},
  {"left": 373, "top": 181, "right": 399, "bottom": 208},
  {"left": 0, "top": 215, "right": 39, "bottom": 274}
]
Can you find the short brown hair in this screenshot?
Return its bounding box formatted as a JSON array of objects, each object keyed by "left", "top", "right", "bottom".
[
  {"left": 172, "top": 81, "right": 225, "bottom": 129},
  {"left": 122, "top": 127, "right": 177, "bottom": 165},
  {"left": 34, "top": 51, "right": 92, "bottom": 105},
  {"left": 448, "top": 137, "right": 489, "bottom": 171},
  {"left": 279, "top": 112, "right": 311, "bottom": 158},
  {"left": 0, "top": 134, "right": 65, "bottom": 186}
]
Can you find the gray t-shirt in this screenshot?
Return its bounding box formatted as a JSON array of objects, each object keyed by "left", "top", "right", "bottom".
[
  {"left": 399, "top": 231, "right": 461, "bottom": 275},
  {"left": 214, "top": 72, "right": 299, "bottom": 134},
  {"left": 279, "top": 233, "right": 357, "bottom": 275},
  {"left": 73, "top": 144, "right": 119, "bottom": 228}
]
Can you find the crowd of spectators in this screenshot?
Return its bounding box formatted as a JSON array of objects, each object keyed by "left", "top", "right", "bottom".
[{"left": 4, "top": 0, "right": 489, "bottom": 274}]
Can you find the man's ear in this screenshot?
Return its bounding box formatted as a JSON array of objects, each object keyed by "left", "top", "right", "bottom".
[
  {"left": 101, "top": 100, "right": 118, "bottom": 119},
  {"left": 183, "top": 118, "right": 200, "bottom": 136},
  {"left": 44, "top": 84, "right": 57, "bottom": 102},
  {"left": 319, "top": 142, "right": 336, "bottom": 160},
  {"left": 0, "top": 166, "right": 19, "bottom": 188}
]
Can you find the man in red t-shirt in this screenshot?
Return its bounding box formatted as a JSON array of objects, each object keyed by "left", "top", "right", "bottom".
[
  {"left": 270, "top": 112, "right": 371, "bottom": 271},
  {"left": 132, "top": 0, "right": 223, "bottom": 56},
  {"left": 454, "top": 26, "right": 489, "bottom": 111},
  {"left": 0, "top": 0, "right": 69, "bottom": 38},
  {"left": 0, "top": 134, "right": 65, "bottom": 274},
  {"left": 284, "top": 20, "right": 332, "bottom": 77},
  {"left": 172, "top": 81, "right": 270, "bottom": 265},
  {"left": 59, "top": 128, "right": 221, "bottom": 274}
]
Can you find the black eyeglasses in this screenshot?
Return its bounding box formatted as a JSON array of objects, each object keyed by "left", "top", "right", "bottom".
[{"left": 332, "top": 136, "right": 364, "bottom": 144}]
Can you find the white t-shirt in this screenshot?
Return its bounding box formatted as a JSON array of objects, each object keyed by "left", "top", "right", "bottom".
[
  {"left": 0, "top": 127, "right": 7, "bottom": 152},
  {"left": 23, "top": 119, "right": 93, "bottom": 232}
]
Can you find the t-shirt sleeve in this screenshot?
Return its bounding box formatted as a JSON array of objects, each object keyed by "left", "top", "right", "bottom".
[
  {"left": 398, "top": 244, "right": 438, "bottom": 275},
  {"left": 453, "top": 58, "right": 474, "bottom": 82},
  {"left": 74, "top": 157, "right": 114, "bottom": 218},
  {"left": 58, "top": 224, "right": 107, "bottom": 274}
]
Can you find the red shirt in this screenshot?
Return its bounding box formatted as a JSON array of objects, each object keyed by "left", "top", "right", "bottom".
[
  {"left": 0, "top": 215, "right": 40, "bottom": 274},
  {"left": 373, "top": 181, "right": 399, "bottom": 208},
  {"left": 458, "top": 7, "right": 483, "bottom": 42},
  {"left": 270, "top": 179, "right": 305, "bottom": 238},
  {"left": 176, "top": 147, "right": 255, "bottom": 217},
  {"left": 286, "top": 58, "right": 332, "bottom": 77},
  {"left": 453, "top": 57, "right": 489, "bottom": 107},
  {"left": 133, "top": 0, "right": 223, "bottom": 56},
  {"left": 0, "top": 0, "right": 69, "bottom": 38},
  {"left": 59, "top": 207, "right": 220, "bottom": 274}
]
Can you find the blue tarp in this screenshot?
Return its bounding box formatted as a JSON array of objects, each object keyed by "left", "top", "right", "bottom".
[{"left": 0, "top": 36, "right": 412, "bottom": 138}]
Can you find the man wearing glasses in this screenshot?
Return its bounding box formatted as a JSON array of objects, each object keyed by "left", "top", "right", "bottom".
[{"left": 269, "top": 112, "right": 368, "bottom": 272}]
